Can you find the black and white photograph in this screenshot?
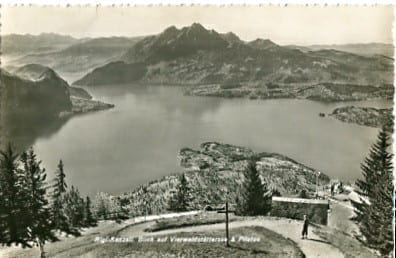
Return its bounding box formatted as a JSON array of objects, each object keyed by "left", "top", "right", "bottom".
[{"left": 0, "top": 5, "right": 394, "bottom": 257}]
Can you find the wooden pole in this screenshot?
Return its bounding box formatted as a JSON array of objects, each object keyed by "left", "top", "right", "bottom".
[{"left": 226, "top": 202, "right": 229, "bottom": 247}]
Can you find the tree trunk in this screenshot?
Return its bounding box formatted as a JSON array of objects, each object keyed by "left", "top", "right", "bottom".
[{"left": 37, "top": 238, "right": 45, "bottom": 258}]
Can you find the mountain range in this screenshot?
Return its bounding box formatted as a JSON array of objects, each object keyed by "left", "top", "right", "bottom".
[
  {"left": 288, "top": 43, "right": 393, "bottom": 58},
  {"left": 68, "top": 23, "right": 393, "bottom": 102},
  {"left": 2, "top": 34, "right": 142, "bottom": 81},
  {"left": 2, "top": 33, "right": 79, "bottom": 57},
  {"left": 2, "top": 23, "right": 394, "bottom": 102}
]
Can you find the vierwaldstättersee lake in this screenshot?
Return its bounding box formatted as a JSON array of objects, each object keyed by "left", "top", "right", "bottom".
[{"left": 33, "top": 85, "right": 392, "bottom": 196}]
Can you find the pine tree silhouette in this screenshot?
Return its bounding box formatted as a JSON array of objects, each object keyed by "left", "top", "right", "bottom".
[
  {"left": 0, "top": 143, "right": 30, "bottom": 247},
  {"left": 50, "top": 160, "right": 71, "bottom": 234},
  {"left": 94, "top": 192, "right": 109, "bottom": 219},
  {"left": 352, "top": 127, "right": 393, "bottom": 255},
  {"left": 64, "top": 186, "right": 85, "bottom": 230},
  {"left": 84, "top": 196, "right": 97, "bottom": 227},
  {"left": 20, "top": 148, "right": 57, "bottom": 258},
  {"left": 168, "top": 174, "right": 191, "bottom": 212},
  {"left": 0, "top": 144, "right": 97, "bottom": 257},
  {"left": 236, "top": 159, "right": 271, "bottom": 216}
]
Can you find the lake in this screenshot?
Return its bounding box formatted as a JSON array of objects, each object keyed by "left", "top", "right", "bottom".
[{"left": 32, "top": 85, "right": 392, "bottom": 196}]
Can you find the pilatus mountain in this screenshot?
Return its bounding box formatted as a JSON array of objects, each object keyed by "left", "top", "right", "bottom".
[{"left": 72, "top": 23, "right": 393, "bottom": 102}]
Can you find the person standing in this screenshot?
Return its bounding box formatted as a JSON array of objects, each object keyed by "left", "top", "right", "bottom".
[{"left": 302, "top": 214, "right": 309, "bottom": 239}]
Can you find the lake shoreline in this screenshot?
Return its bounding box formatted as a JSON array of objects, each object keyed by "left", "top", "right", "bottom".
[
  {"left": 59, "top": 97, "right": 115, "bottom": 118},
  {"left": 74, "top": 81, "right": 393, "bottom": 103},
  {"left": 32, "top": 86, "right": 391, "bottom": 196}
]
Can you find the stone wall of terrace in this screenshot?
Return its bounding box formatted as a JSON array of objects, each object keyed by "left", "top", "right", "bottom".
[{"left": 270, "top": 196, "right": 329, "bottom": 225}]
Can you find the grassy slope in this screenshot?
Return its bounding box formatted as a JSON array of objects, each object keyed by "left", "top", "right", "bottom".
[{"left": 313, "top": 227, "right": 378, "bottom": 258}]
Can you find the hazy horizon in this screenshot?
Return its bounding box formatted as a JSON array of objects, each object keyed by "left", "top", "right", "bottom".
[
  {"left": 2, "top": 28, "right": 393, "bottom": 47},
  {"left": 1, "top": 5, "right": 393, "bottom": 45}
]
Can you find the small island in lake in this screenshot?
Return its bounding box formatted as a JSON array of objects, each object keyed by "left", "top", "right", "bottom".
[{"left": 329, "top": 106, "right": 393, "bottom": 130}]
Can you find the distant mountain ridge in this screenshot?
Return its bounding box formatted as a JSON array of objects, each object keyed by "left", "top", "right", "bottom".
[
  {"left": 72, "top": 23, "right": 393, "bottom": 103},
  {"left": 288, "top": 43, "right": 394, "bottom": 58},
  {"left": 248, "top": 39, "right": 279, "bottom": 50},
  {"left": 220, "top": 32, "right": 243, "bottom": 45},
  {"left": 3, "top": 35, "right": 141, "bottom": 81},
  {"left": 3, "top": 26, "right": 394, "bottom": 102},
  {"left": 2, "top": 33, "right": 80, "bottom": 56},
  {"left": 121, "top": 23, "right": 229, "bottom": 63}
]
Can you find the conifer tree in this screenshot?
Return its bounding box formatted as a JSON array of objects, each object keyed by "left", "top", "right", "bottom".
[
  {"left": 237, "top": 159, "right": 271, "bottom": 216},
  {"left": 352, "top": 127, "right": 393, "bottom": 255},
  {"left": 51, "top": 160, "right": 70, "bottom": 233},
  {"left": 93, "top": 192, "right": 124, "bottom": 220},
  {"left": 168, "top": 174, "right": 191, "bottom": 212},
  {"left": 94, "top": 192, "right": 110, "bottom": 219},
  {"left": 84, "top": 196, "right": 97, "bottom": 227},
  {"left": 64, "top": 186, "right": 85, "bottom": 229},
  {"left": 54, "top": 160, "right": 67, "bottom": 194},
  {"left": 371, "top": 172, "right": 393, "bottom": 255},
  {"left": 0, "top": 164, "right": 6, "bottom": 243},
  {"left": 356, "top": 130, "right": 390, "bottom": 195},
  {"left": 20, "top": 148, "right": 57, "bottom": 258},
  {"left": 0, "top": 143, "right": 29, "bottom": 246}
]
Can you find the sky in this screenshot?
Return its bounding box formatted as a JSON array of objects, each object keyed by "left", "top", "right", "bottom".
[{"left": 1, "top": 5, "right": 394, "bottom": 45}]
